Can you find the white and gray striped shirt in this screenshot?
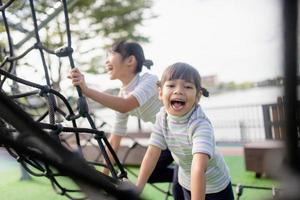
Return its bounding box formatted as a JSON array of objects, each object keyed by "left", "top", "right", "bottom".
[
  {"left": 149, "top": 105, "right": 231, "bottom": 193},
  {"left": 111, "top": 72, "right": 162, "bottom": 135}
]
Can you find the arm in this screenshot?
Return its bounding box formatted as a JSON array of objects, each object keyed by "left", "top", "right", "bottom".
[
  {"left": 84, "top": 87, "right": 139, "bottom": 113},
  {"left": 191, "top": 153, "right": 209, "bottom": 200},
  {"left": 102, "top": 134, "right": 122, "bottom": 175},
  {"left": 68, "top": 68, "right": 139, "bottom": 113},
  {"left": 136, "top": 145, "right": 161, "bottom": 193}
]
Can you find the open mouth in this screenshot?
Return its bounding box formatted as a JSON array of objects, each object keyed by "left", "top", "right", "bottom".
[
  {"left": 170, "top": 99, "right": 186, "bottom": 111},
  {"left": 106, "top": 66, "right": 113, "bottom": 74}
]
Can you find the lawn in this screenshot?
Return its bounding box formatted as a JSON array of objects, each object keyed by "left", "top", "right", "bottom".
[{"left": 0, "top": 155, "right": 279, "bottom": 200}]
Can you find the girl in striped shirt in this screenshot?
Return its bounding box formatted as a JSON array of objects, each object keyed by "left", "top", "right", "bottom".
[
  {"left": 136, "top": 62, "right": 234, "bottom": 200},
  {"left": 68, "top": 40, "right": 183, "bottom": 199}
]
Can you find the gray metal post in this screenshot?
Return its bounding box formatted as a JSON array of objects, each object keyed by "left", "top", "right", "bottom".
[
  {"left": 20, "top": 164, "right": 31, "bottom": 181},
  {"left": 239, "top": 120, "right": 246, "bottom": 142}
]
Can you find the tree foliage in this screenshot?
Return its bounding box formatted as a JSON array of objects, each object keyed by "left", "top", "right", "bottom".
[
  {"left": 71, "top": 0, "right": 154, "bottom": 42},
  {"left": 0, "top": 0, "right": 155, "bottom": 91}
]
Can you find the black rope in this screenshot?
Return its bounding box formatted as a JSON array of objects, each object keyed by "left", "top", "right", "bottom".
[
  {"left": 28, "top": 0, "right": 50, "bottom": 86},
  {"left": 0, "top": 91, "right": 139, "bottom": 200},
  {"left": 0, "top": 0, "right": 16, "bottom": 89},
  {"left": 0, "top": 1, "right": 131, "bottom": 199},
  {"left": 0, "top": 0, "right": 15, "bottom": 11}
]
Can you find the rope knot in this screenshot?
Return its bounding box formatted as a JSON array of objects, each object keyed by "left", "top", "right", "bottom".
[
  {"left": 55, "top": 46, "right": 73, "bottom": 57},
  {"left": 39, "top": 85, "right": 51, "bottom": 97}
]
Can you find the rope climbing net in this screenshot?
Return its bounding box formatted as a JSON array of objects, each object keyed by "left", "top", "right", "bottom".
[{"left": 0, "top": 0, "right": 138, "bottom": 199}]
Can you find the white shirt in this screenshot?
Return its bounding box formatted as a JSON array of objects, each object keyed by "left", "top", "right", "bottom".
[
  {"left": 149, "top": 105, "right": 231, "bottom": 193},
  {"left": 111, "top": 73, "right": 162, "bottom": 135}
]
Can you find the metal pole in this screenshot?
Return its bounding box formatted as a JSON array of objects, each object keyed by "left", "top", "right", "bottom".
[{"left": 283, "top": 0, "right": 299, "bottom": 171}]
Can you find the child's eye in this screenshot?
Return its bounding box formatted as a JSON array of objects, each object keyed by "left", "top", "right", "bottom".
[
  {"left": 184, "top": 85, "right": 194, "bottom": 89},
  {"left": 165, "top": 84, "right": 174, "bottom": 88}
]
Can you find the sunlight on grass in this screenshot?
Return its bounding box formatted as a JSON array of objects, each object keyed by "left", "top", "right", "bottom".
[
  {"left": 0, "top": 160, "right": 83, "bottom": 200},
  {"left": 0, "top": 155, "right": 280, "bottom": 200},
  {"left": 225, "top": 156, "right": 280, "bottom": 200}
]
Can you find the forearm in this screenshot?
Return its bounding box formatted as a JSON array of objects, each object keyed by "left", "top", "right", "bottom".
[
  {"left": 136, "top": 145, "right": 161, "bottom": 193},
  {"left": 191, "top": 169, "right": 206, "bottom": 200},
  {"left": 84, "top": 87, "right": 138, "bottom": 113},
  {"left": 191, "top": 153, "right": 208, "bottom": 200}
]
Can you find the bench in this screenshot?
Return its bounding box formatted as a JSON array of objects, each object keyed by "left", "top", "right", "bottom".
[
  {"left": 117, "top": 131, "right": 150, "bottom": 165},
  {"left": 61, "top": 130, "right": 150, "bottom": 166},
  {"left": 244, "top": 140, "right": 284, "bottom": 178},
  {"left": 244, "top": 97, "right": 299, "bottom": 177}
]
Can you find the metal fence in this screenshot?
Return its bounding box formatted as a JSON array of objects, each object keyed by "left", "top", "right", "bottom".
[{"left": 204, "top": 104, "right": 266, "bottom": 143}]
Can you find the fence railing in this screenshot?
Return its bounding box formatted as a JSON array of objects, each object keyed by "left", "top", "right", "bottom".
[
  {"left": 204, "top": 104, "right": 266, "bottom": 143},
  {"left": 94, "top": 100, "right": 297, "bottom": 144}
]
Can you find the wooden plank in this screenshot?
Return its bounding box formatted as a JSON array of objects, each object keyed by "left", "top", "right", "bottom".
[
  {"left": 262, "top": 105, "right": 273, "bottom": 139},
  {"left": 61, "top": 132, "right": 150, "bottom": 166},
  {"left": 244, "top": 97, "right": 287, "bottom": 177},
  {"left": 244, "top": 140, "right": 284, "bottom": 177},
  {"left": 272, "top": 105, "right": 281, "bottom": 139},
  {"left": 277, "top": 96, "right": 286, "bottom": 139}
]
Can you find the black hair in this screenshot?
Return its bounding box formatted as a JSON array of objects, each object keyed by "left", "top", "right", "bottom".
[
  {"left": 111, "top": 40, "right": 153, "bottom": 73},
  {"left": 159, "top": 62, "right": 209, "bottom": 97}
]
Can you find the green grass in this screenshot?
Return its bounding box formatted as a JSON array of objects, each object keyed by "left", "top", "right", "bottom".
[
  {"left": 0, "top": 156, "right": 279, "bottom": 200},
  {"left": 224, "top": 156, "right": 278, "bottom": 200}
]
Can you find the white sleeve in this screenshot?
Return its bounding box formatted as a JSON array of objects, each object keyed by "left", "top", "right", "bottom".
[
  {"left": 191, "top": 120, "right": 214, "bottom": 158},
  {"left": 131, "top": 73, "right": 158, "bottom": 106},
  {"left": 110, "top": 111, "right": 129, "bottom": 136},
  {"left": 149, "top": 109, "right": 167, "bottom": 150}
]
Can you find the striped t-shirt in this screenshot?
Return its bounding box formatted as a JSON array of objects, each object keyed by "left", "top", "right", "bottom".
[
  {"left": 149, "top": 105, "right": 231, "bottom": 193},
  {"left": 111, "top": 72, "right": 162, "bottom": 135}
]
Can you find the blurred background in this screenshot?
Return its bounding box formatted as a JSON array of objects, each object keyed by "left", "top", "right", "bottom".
[{"left": 1, "top": 0, "right": 298, "bottom": 199}]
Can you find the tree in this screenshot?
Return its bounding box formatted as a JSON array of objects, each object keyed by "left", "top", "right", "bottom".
[
  {"left": 0, "top": 0, "right": 155, "bottom": 91},
  {"left": 71, "top": 0, "right": 154, "bottom": 42}
]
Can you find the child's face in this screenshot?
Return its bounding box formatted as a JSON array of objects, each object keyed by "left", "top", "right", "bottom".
[
  {"left": 105, "top": 51, "right": 129, "bottom": 80},
  {"left": 159, "top": 79, "right": 198, "bottom": 116}
]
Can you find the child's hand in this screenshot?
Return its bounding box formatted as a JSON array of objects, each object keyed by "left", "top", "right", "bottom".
[
  {"left": 118, "top": 178, "right": 140, "bottom": 197},
  {"left": 122, "top": 178, "right": 136, "bottom": 189},
  {"left": 122, "top": 177, "right": 129, "bottom": 181},
  {"left": 135, "top": 183, "right": 144, "bottom": 195},
  {"left": 67, "top": 68, "right": 88, "bottom": 93}
]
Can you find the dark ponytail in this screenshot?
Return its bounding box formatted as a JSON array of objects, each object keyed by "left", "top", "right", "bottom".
[
  {"left": 143, "top": 59, "right": 153, "bottom": 69},
  {"left": 111, "top": 40, "right": 153, "bottom": 73},
  {"left": 201, "top": 87, "right": 209, "bottom": 97}
]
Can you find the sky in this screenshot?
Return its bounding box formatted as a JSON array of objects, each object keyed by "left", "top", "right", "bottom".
[
  {"left": 140, "top": 0, "right": 283, "bottom": 83},
  {"left": 2, "top": 0, "right": 284, "bottom": 92}
]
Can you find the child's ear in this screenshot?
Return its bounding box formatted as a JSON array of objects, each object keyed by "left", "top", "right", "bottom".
[{"left": 126, "top": 55, "right": 136, "bottom": 66}]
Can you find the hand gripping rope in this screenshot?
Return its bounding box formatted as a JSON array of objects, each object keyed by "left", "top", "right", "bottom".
[{"left": 0, "top": 0, "right": 136, "bottom": 199}]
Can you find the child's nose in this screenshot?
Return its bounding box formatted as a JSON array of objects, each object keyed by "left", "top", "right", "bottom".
[
  {"left": 174, "top": 86, "right": 184, "bottom": 94},
  {"left": 105, "top": 53, "right": 111, "bottom": 63}
]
